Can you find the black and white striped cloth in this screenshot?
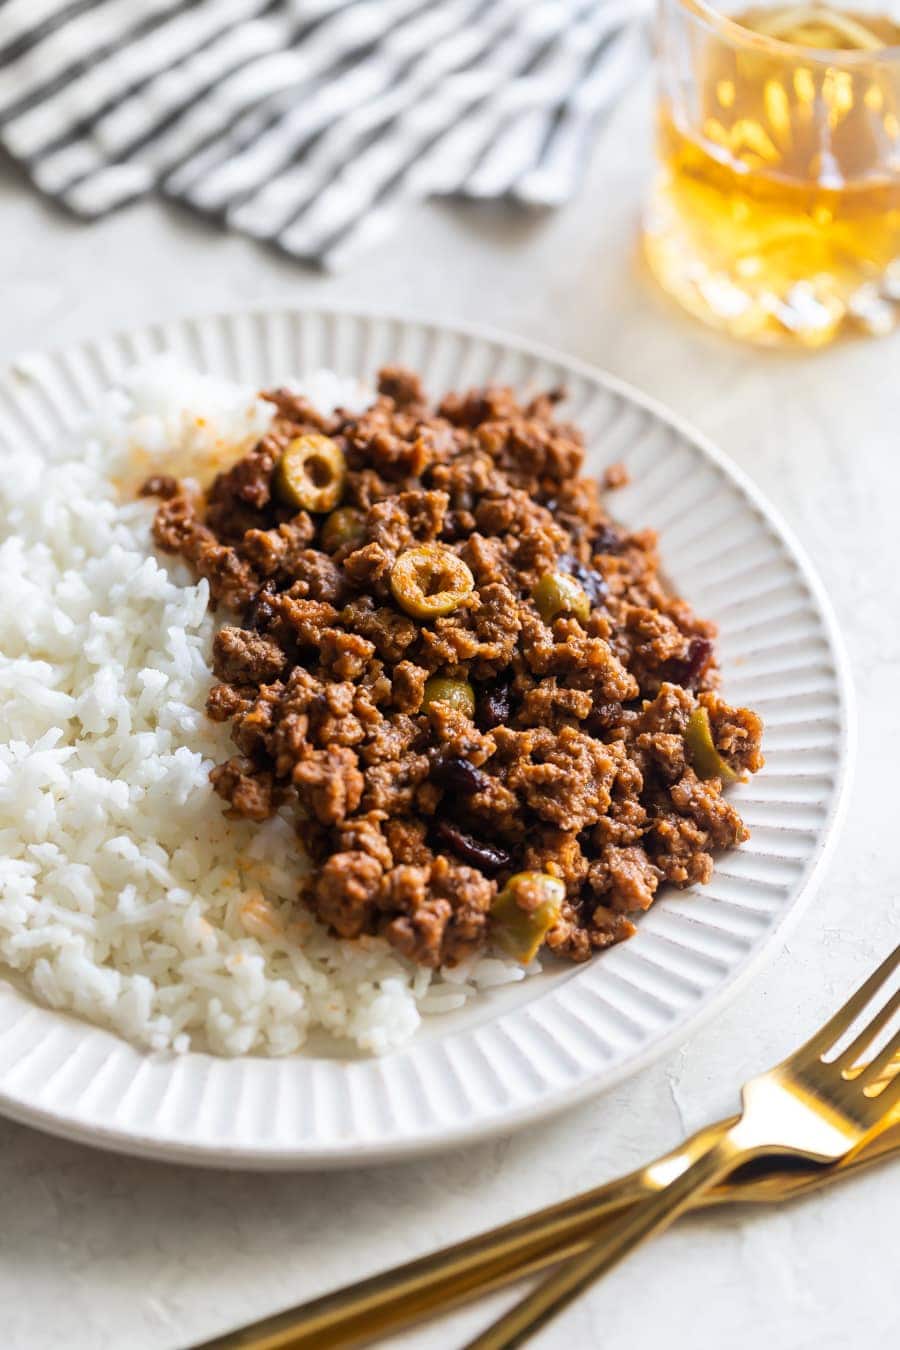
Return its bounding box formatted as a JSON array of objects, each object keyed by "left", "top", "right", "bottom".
[{"left": 0, "top": 0, "right": 649, "bottom": 270}]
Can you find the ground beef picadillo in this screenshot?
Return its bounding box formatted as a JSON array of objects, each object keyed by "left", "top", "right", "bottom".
[{"left": 146, "top": 368, "right": 764, "bottom": 970}]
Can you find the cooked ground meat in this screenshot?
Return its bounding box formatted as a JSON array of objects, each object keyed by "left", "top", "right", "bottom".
[{"left": 145, "top": 367, "right": 764, "bottom": 969}]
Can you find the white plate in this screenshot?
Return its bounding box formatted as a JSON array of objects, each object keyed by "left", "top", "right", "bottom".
[{"left": 0, "top": 308, "right": 853, "bottom": 1169}]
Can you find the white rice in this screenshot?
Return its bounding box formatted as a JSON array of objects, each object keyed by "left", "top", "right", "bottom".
[{"left": 0, "top": 356, "right": 535, "bottom": 1057}]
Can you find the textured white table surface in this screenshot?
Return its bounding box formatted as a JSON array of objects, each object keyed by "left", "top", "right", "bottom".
[{"left": 1, "top": 82, "right": 897, "bottom": 1350}]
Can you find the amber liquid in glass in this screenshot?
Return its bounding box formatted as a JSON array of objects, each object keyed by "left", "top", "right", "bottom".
[{"left": 646, "top": 6, "right": 900, "bottom": 344}]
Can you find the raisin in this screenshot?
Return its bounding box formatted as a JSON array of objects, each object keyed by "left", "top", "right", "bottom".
[
  {"left": 434, "top": 821, "right": 510, "bottom": 873},
  {"left": 431, "top": 755, "right": 489, "bottom": 795},
  {"left": 585, "top": 701, "right": 622, "bottom": 735},
  {"left": 669, "top": 637, "right": 715, "bottom": 691},
  {"left": 477, "top": 681, "right": 512, "bottom": 731},
  {"left": 242, "top": 580, "right": 278, "bottom": 633},
  {"left": 557, "top": 553, "right": 607, "bottom": 607},
  {"left": 592, "top": 524, "right": 624, "bottom": 554}
]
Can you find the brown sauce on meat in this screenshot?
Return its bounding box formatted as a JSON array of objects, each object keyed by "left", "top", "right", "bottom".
[{"left": 145, "top": 367, "right": 764, "bottom": 970}]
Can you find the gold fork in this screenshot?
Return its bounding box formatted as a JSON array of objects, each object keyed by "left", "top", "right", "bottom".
[
  {"left": 466, "top": 942, "right": 900, "bottom": 1350},
  {"left": 195, "top": 963, "right": 899, "bottom": 1350},
  {"left": 195, "top": 1120, "right": 899, "bottom": 1350}
]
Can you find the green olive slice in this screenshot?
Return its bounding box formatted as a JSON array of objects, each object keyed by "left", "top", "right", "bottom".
[
  {"left": 275, "top": 434, "right": 346, "bottom": 513},
  {"left": 321, "top": 506, "right": 366, "bottom": 553},
  {"left": 390, "top": 545, "right": 475, "bottom": 619},
  {"left": 532, "top": 571, "right": 591, "bottom": 625},
  {"left": 421, "top": 677, "right": 476, "bottom": 718}
]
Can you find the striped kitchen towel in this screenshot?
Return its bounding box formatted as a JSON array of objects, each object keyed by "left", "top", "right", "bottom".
[{"left": 0, "top": 0, "right": 650, "bottom": 270}]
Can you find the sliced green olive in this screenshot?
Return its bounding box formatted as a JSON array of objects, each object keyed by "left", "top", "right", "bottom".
[
  {"left": 491, "top": 872, "right": 565, "bottom": 964},
  {"left": 685, "top": 706, "right": 741, "bottom": 783},
  {"left": 421, "top": 677, "right": 476, "bottom": 718},
  {"left": 275, "top": 433, "right": 345, "bottom": 513},
  {"left": 532, "top": 571, "right": 591, "bottom": 625},
  {"left": 320, "top": 505, "right": 366, "bottom": 554},
  {"left": 390, "top": 545, "right": 475, "bottom": 620}
]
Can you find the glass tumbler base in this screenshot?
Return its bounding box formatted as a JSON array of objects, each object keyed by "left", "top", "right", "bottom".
[{"left": 642, "top": 184, "right": 900, "bottom": 348}]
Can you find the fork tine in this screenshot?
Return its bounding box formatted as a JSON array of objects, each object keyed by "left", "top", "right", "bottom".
[
  {"left": 834, "top": 986, "right": 900, "bottom": 1071},
  {"left": 798, "top": 943, "right": 900, "bottom": 1060},
  {"left": 860, "top": 1063, "right": 900, "bottom": 1124},
  {"left": 860, "top": 1026, "right": 900, "bottom": 1093}
]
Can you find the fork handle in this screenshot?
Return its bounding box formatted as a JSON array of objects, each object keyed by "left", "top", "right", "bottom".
[
  {"left": 464, "top": 1124, "right": 759, "bottom": 1350},
  {"left": 193, "top": 1118, "right": 737, "bottom": 1350}
]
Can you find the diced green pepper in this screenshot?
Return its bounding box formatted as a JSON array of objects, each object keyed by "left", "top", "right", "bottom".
[
  {"left": 685, "top": 706, "right": 741, "bottom": 783},
  {"left": 491, "top": 872, "right": 566, "bottom": 964}
]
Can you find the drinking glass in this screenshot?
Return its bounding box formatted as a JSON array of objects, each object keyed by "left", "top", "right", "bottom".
[{"left": 644, "top": 1, "right": 900, "bottom": 344}]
